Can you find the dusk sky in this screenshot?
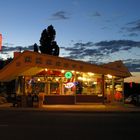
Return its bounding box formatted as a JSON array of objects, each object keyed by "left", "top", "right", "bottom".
[{"left": 0, "top": 0, "right": 140, "bottom": 74}]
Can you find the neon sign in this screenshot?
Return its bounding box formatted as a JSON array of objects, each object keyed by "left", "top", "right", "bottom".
[
  {"left": 65, "top": 71, "right": 72, "bottom": 79},
  {"left": 65, "top": 82, "right": 75, "bottom": 88}
]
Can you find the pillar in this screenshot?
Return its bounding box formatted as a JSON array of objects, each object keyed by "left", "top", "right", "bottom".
[
  {"left": 111, "top": 77, "right": 115, "bottom": 103},
  {"left": 102, "top": 75, "right": 105, "bottom": 104}
]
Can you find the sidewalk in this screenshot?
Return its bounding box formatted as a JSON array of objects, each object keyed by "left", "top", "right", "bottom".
[{"left": 0, "top": 102, "right": 140, "bottom": 112}]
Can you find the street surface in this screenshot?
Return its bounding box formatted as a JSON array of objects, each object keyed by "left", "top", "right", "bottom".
[{"left": 0, "top": 110, "right": 140, "bottom": 140}]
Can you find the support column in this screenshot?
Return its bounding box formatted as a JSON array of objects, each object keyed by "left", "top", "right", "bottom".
[
  {"left": 111, "top": 77, "right": 115, "bottom": 103},
  {"left": 74, "top": 72, "right": 77, "bottom": 104},
  {"left": 22, "top": 76, "right": 25, "bottom": 95},
  {"left": 121, "top": 78, "right": 124, "bottom": 103},
  {"left": 48, "top": 81, "right": 50, "bottom": 95},
  {"left": 102, "top": 75, "right": 105, "bottom": 104}
]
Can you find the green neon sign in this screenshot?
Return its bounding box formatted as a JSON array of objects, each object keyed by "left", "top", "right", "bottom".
[{"left": 65, "top": 71, "right": 72, "bottom": 79}]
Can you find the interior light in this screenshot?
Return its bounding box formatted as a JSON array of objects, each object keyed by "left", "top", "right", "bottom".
[
  {"left": 93, "top": 81, "right": 97, "bottom": 84},
  {"left": 88, "top": 72, "right": 94, "bottom": 76},
  {"left": 61, "top": 70, "right": 65, "bottom": 73},
  {"left": 107, "top": 74, "right": 112, "bottom": 79},
  {"left": 55, "top": 78, "right": 59, "bottom": 81},
  {"left": 78, "top": 77, "right": 82, "bottom": 80},
  {"left": 87, "top": 78, "right": 91, "bottom": 81},
  {"left": 71, "top": 70, "right": 75, "bottom": 73},
  {"left": 45, "top": 68, "right": 48, "bottom": 71},
  {"left": 82, "top": 77, "right": 86, "bottom": 81}
]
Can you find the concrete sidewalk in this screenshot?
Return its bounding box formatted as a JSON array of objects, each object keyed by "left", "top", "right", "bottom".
[{"left": 0, "top": 102, "right": 140, "bottom": 112}]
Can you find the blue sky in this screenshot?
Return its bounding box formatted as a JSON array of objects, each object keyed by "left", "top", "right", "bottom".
[{"left": 0, "top": 0, "right": 140, "bottom": 72}]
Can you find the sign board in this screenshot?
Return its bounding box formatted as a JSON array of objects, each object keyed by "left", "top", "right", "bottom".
[{"left": 65, "top": 71, "right": 72, "bottom": 79}]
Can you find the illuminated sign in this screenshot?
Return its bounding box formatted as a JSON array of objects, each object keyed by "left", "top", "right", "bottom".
[
  {"left": 65, "top": 71, "right": 72, "bottom": 79},
  {"left": 65, "top": 82, "right": 75, "bottom": 88}
]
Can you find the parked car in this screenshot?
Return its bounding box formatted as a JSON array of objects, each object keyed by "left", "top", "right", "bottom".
[
  {"left": 124, "top": 95, "right": 132, "bottom": 104},
  {"left": 124, "top": 94, "right": 140, "bottom": 106}
]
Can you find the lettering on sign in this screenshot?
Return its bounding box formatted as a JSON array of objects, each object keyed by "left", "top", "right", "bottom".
[
  {"left": 36, "top": 57, "right": 42, "bottom": 64},
  {"left": 56, "top": 61, "right": 61, "bottom": 66},
  {"left": 25, "top": 56, "right": 32, "bottom": 63},
  {"left": 71, "top": 64, "right": 76, "bottom": 69},
  {"left": 79, "top": 65, "right": 83, "bottom": 70},
  {"left": 16, "top": 62, "right": 21, "bottom": 67},
  {"left": 63, "top": 63, "right": 69, "bottom": 68},
  {"left": 46, "top": 59, "right": 52, "bottom": 65}
]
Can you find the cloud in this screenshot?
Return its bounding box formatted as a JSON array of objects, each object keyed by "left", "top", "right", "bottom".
[
  {"left": 127, "top": 19, "right": 140, "bottom": 31},
  {"left": 73, "top": 42, "right": 94, "bottom": 48},
  {"left": 91, "top": 11, "right": 101, "bottom": 17},
  {"left": 95, "top": 40, "right": 140, "bottom": 52},
  {"left": 128, "top": 33, "right": 139, "bottom": 37},
  {"left": 1, "top": 45, "right": 33, "bottom": 52},
  {"left": 122, "top": 19, "right": 140, "bottom": 35},
  {"left": 62, "top": 40, "right": 140, "bottom": 71},
  {"left": 50, "top": 11, "right": 70, "bottom": 20},
  {"left": 124, "top": 59, "right": 140, "bottom": 72},
  {"left": 63, "top": 40, "right": 140, "bottom": 60}
]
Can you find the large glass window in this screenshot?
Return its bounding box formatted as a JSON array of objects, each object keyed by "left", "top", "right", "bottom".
[
  {"left": 76, "top": 73, "right": 102, "bottom": 96},
  {"left": 24, "top": 70, "right": 103, "bottom": 96}
]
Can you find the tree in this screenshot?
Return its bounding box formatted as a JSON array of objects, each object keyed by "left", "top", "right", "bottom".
[
  {"left": 51, "top": 41, "right": 59, "bottom": 56},
  {"left": 33, "top": 43, "right": 38, "bottom": 53},
  {"left": 39, "top": 25, "right": 59, "bottom": 56},
  {"left": 0, "top": 58, "right": 13, "bottom": 69}
]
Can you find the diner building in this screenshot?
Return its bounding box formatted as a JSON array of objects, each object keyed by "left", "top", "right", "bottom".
[{"left": 0, "top": 51, "right": 131, "bottom": 105}]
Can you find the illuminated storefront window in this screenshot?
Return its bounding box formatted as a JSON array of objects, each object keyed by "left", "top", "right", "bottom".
[
  {"left": 76, "top": 73, "right": 102, "bottom": 96},
  {"left": 24, "top": 69, "right": 103, "bottom": 96},
  {"left": 104, "top": 75, "right": 123, "bottom": 102}
]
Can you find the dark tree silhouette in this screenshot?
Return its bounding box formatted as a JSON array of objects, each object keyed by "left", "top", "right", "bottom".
[
  {"left": 39, "top": 25, "right": 59, "bottom": 56},
  {"left": 33, "top": 43, "right": 38, "bottom": 53},
  {"left": 51, "top": 41, "right": 59, "bottom": 56},
  {"left": 0, "top": 58, "right": 13, "bottom": 69}
]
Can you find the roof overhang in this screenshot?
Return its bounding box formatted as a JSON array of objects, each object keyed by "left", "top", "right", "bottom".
[{"left": 0, "top": 51, "right": 131, "bottom": 82}]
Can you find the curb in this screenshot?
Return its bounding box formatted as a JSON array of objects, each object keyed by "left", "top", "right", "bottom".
[{"left": 0, "top": 103, "right": 140, "bottom": 113}]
